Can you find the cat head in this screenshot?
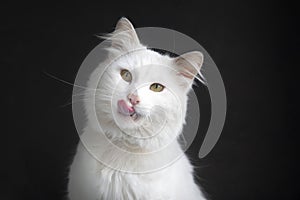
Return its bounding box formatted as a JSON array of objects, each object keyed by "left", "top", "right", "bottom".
[{"left": 86, "top": 18, "right": 204, "bottom": 151}]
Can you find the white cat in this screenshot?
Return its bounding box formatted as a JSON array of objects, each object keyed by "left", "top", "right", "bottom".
[{"left": 68, "top": 17, "right": 207, "bottom": 200}]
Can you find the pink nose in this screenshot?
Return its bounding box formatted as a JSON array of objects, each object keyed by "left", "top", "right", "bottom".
[{"left": 128, "top": 93, "right": 140, "bottom": 105}]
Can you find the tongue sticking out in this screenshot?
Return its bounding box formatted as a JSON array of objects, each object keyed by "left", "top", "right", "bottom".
[{"left": 118, "top": 100, "right": 135, "bottom": 116}]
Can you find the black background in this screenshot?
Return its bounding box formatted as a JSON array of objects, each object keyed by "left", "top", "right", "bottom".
[{"left": 1, "top": 1, "right": 299, "bottom": 200}]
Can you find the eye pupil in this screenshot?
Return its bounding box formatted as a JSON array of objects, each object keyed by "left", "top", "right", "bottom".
[
  {"left": 150, "top": 83, "right": 164, "bottom": 92},
  {"left": 120, "top": 69, "right": 132, "bottom": 82}
]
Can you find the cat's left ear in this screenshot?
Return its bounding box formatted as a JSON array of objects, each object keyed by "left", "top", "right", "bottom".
[{"left": 174, "top": 51, "right": 204, "bottom": 89}]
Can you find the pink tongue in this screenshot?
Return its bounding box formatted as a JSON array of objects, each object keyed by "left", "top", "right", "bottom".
[{"left": 118, "top": 100, "right": 135, "bottom": 115}]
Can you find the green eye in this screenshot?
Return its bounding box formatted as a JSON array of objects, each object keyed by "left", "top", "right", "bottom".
[
  {"left": 150, "top": 83, "right": 165, "bottom": 92},
  {"left": 120, "top": 69, "right": 132, "bottom": 82}
]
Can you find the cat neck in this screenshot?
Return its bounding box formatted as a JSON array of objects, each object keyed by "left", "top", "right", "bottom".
[{"left": 80, "top": 125, "right": 184, "bottom": 173}]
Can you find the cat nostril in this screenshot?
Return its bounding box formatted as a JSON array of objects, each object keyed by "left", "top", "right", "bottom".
[{"left": 128, "top": 94, "right": 140, "bottom": 105}]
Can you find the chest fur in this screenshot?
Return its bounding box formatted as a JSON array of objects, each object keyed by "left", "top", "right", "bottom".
[{"left": 96, "top": 168, "right": 172, "bottom": 200}]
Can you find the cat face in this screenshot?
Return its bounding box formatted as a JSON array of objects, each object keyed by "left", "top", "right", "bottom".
[
  {"left": 89, "top": 18, "right": 203, "bottom": 149},
  {"left": 101, "top": 49, "right": 184, "bottom": 136}
]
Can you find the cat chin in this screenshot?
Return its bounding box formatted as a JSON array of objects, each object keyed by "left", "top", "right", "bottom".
[
  {"left": 113, "top": 111, "right": 143, "bottom": 130},
  {"left": 118, "top": 110, "right": 139, "bottom": 121}
]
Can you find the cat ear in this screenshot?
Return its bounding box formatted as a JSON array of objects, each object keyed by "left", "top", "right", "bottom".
[
  {"left": 109, "top": 17, "right": 141, "bottom": 51},
  {"left": 174, "top": 51, "right": 204, "bottom": 89}
]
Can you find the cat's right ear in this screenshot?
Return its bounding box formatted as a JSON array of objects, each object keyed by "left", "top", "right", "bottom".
[
  {"left": 108, "top": 17, "right": 141, "bottom": 51},
  {"left": 174, "top": 51, "right": 205, "bottom": 90}
]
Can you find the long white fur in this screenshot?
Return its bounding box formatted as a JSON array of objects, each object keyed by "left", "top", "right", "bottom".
[{"left": 68, "top": 17, "right": 207, "bottom": 200}]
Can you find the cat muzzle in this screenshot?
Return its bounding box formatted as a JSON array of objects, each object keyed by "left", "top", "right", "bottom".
[{"left": 117, "top": 100, "right": 135, "bottom": 116}]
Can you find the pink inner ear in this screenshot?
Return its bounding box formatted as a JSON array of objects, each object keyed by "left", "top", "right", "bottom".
[{"left": 178, "top": 72, "right": 194, "bottom": 79}]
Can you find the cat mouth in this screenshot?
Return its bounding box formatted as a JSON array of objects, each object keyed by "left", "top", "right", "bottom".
[
  {"left": 117, "top": 100, "right": 139, "bottom": 120},
  {"left": 129, "top": 112, "right": 138, "bottom": 120}
]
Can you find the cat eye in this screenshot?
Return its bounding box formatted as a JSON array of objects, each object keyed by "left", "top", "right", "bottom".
[
  {"left": 150, "top": 83, "right": 165, "bottom": 92},
  {"left": 120, "top": 69, "right": 132, "bottom": 82}
]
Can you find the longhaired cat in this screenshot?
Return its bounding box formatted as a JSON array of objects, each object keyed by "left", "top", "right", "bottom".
[{"left": 68, "top": 17, "right": 207, "bottom": 200}]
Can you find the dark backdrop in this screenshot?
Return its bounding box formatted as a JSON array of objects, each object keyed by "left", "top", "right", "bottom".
[{"left": 1, "top": 1, "right": 298, "bottom": 200}]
